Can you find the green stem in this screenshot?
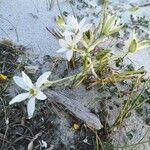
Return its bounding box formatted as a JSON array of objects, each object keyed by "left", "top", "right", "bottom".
[
  {"left": 111, "top": 51, "right": 128, "bottom": 61},
  {"left": 103, "top": 0, "right": 108, "bottom": 19},
  {"left": 83, "top": 48, "right": 90, "bottom": 74},
  {"left": 115, "top": 69, "right": 145, "bottom": 77},
  {"left": 95, "top": 0, "right": 108, "bottom": 35},
  {"left": 100, "top": 0, "right": 108, "bottom": 34},
  {"left": 122, "top": 51, "right": 129, "bottom": 59},
  {"left": 70, "top": 51, "right": 76, "bottom": 68},
  {"left": 43, "top": 72, "right": 82, "bottom": 88},
  {"left": 111, "top": 79, "right": 150, "bottom": 129}
]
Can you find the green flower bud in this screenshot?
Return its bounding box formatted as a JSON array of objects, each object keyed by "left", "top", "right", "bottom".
[
  {"left": 101, "top": 14, "right": 123, "bottom": 36},
  {"left": 83, "top": 30, "right": 94, "bottom": 45},
  {"left": 55, "top": 15, "right": 65, "bottom": 31}
]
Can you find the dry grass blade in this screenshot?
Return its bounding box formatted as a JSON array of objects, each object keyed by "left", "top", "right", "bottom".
[{"left": 27, "top": 132, "right": 42, "bottom": 150}]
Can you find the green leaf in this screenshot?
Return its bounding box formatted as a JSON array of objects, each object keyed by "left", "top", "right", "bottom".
[
  {"left": 130, "top": 5, "right": 139, "bottom": 12},
  {"left": 96, "top": 49, "right": 111, "bottom": 61},
  {"left": 138, "top": 40, "right": 150, "bottom": 50},
  {"left": 102, "top": 15, "right": 117, "bottom": 35},
  {"left": 108, "top": 24, "right": 124, "bottom": 35},
  {"left": 82, "top": 40, "right": 88, "bottom": 48},
  {"left": 128, "top": 39, "right": 138, "bottom": 53},
  {"left": 89, "top": 36, "right": 107, "bottom": 50}
]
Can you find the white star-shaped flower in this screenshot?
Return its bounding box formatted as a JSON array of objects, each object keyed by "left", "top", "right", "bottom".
[
  {"left": 63, "top": 15, "right": 92, "bottom": 43},
  {"left": 9, "top": 71, "right": 51, "bottom": 118},
  {"left": 57, "top": 36, "right": 76, "bottom": 61}
]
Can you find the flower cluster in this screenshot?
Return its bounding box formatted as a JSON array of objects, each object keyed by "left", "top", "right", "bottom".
[{"left": 56, "top": 15, "right": 92, "bottom": 61}]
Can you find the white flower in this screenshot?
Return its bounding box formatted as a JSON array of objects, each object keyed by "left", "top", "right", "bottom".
[
  {"left": 63, "top": 15, "right": 92, "bottom": 43},
  {"left": 57, "top": 36, "right": 76, "bottom": 61},
  {"left": 9, "top": 71, "right": 51, "bottom": 119}
]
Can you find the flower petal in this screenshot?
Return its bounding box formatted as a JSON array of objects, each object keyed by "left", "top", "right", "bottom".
[
  {"left": 66, "top": 50, "right": 73, "bottom": 61},
  {"left": 59, "top": 39, "right": 68, "bottom": 48},
  {"left": 67, "top": 16, "right": 78, "bottom": 27},
  {"left": 73, "top": 33, "right": 83, "bottom": 43},
  {"left": 66, "top": 16, "right": 72, "bottom": 24},
  {"left": 36, "top": 91, "right": 47, "bottom": 100},
  {"left": 36, "top": 71, "right": 51, "bottom": 88},
  {"left": 82, "top": 24, "right": 92, "bottom": 32},
  {"left": 13, "top": 76, "right": 30, "bottom": 91},
  {"left": 65, "top": 36, "right": 72, "bottom": 43},
  {"left": 22, "top": 71, "right": 34, "bottom": 88},
  {"left": 57, "top": 48, "right": 67, "bottom": 53},
  {"left": 27, "top": 97, "right": 35, "bottom": 119},
  {"left": 9, "top": 92, "right": 29, "bottom": 105},
  {"left": 79, "top": 17, "right": 87, "bottom": 27},
  {"left": 63, "top": 30, "right": 73, "bottom": 36}
]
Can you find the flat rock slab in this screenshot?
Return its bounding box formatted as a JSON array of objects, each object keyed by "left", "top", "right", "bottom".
[{"left": 45, "top": 90, "right": 103, "bottom": 130}]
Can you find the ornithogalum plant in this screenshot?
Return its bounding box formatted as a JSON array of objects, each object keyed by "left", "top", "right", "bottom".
[
  {"left": 56, "top": 15, "right": 92, "bottom": 61},
  {"left": 56, "top": 0, "right": 150, "bottom": 86},
  {"left": 10, "top": 1, "right": 150, "bottom": 118},
  {"left": 55, "top": 11, "right": 150, "bottom": 86}
]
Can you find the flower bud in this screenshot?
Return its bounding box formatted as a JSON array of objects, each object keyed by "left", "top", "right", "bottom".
[
  {"left": 55, "top": 15, "right": 65, "bottom": 31},
  {"left": 83, "top": 30, "right": 94, "bottom": 45}
]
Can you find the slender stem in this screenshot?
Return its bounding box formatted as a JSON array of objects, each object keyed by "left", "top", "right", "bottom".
[
  {"left": 52, "top": 74, "right": 80, "bottom": 83},
  {"left": 56, "top": 0, "right": 64, "bottom": 20},
  {"left": 43, "top": 72, "right": 82, "bottom": 88},
  {"left": 96, "top": 131, "right": 100, "bottom": 150},
  {"left": 96, "top": 0, "right": 108, "bottom": 34},
  {"left": 67, "top": 0, "right": 76, "bottom": 17},
  {"left": 111, "top": 51, "right": 128, "bottom": 61},
  {"left": 70, "top": 51, "right": 76, "bottom": 68},
  {"left": 115, "top": 69, "right": 145, "bottom": 77},
  {"left": 100, "top": 0, "right": 108, "bottom": 34},
  {"left": 111, "top": 78, "right": 150, "bottom": 129},
  {"left": 0, "top": 17, "right": 19, "bottom": 42},
  {"left": 95, "top": 131, "right": 104, "bottom": 150},
  {"left": 122, "top": 51, "right": 128, "bottom": 59},
  {"left": 103, "top": 0, "right": 108, "bottom": 20},
  {"left": 83, "top": 48, "right": 90, "bottom": 74}
]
